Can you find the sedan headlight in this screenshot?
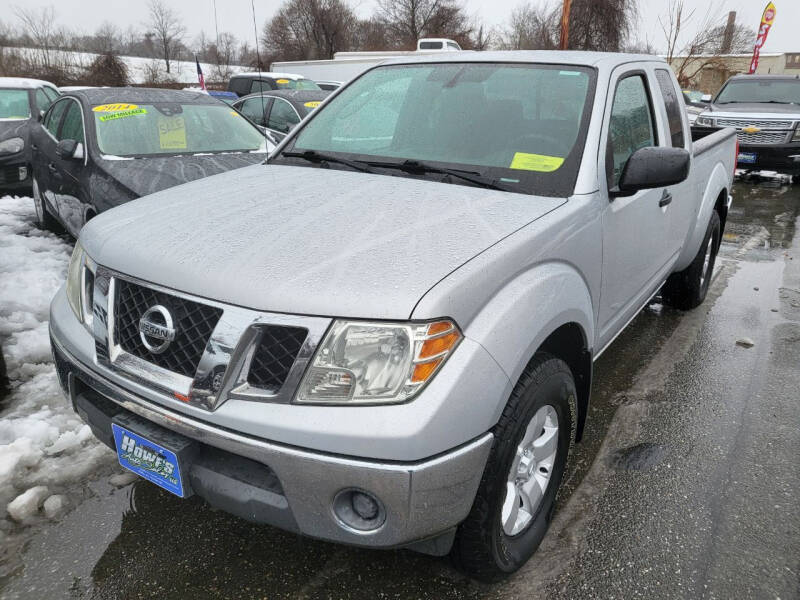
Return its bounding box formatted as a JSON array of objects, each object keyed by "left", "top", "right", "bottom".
[
  {"left": 695, "top": 115, "right": 714, "bottom": 127},
  {"left": 296, "top": 319, "right": 462, "bottom": 405},
  {"left": 0, "top": 137, "right": 24, "bottom": 154},
  {"left": 65, "top": 241, "right": 95, "bottom": 328}
]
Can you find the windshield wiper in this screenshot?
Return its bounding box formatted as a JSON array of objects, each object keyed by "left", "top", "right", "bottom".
[
  {"left": 279, "top": 150, "right": 375, "bottom": 173},
  {"left": 762, "top": 100, "right": 795, "bottom": 104},
  {"left": 366, "top": 159, "right": 511, "bottom": 191}
]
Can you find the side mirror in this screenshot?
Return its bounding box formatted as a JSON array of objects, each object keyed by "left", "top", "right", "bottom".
[
  {"left": 613, "top": 147, "right": 690, "bottom": 197},
  {"left": 38, "top": 110, "right": 46, "bottom": 122},
  {"left": 701, "top": 94, "right": 712, "bottom": 103},
  {"left": 56, "top": 139, "right": 84, "bottom": 161}
]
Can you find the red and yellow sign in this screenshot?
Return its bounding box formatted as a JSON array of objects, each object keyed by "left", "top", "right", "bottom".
[{"left": 749, "top": 2, "right": 777, "bottom": 74}]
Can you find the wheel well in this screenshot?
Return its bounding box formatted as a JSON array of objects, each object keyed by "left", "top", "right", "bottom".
[
  {"left": 537, "top": 323, "right": 592, "bottom": 443},
  {"left": 714, "top": 188, "right": 728, "bottom": 249},
  {"left": 84, "top": 208, "right": 97, "bottom": 223}
]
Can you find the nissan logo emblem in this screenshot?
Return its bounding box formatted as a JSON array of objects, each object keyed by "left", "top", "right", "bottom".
[{"left": 138, "top": 305, "right": 176, "bottom": 354}]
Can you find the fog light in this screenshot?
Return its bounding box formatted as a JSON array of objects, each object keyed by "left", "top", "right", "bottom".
[
  {"left": 332, "top": 489, "right": 386, "bottom": 532},
  {"left": 18, "top": 166, "right": 27, "bottom": 181}
]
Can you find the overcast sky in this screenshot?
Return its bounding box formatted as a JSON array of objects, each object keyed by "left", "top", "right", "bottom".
[{"left": 8, "top": 0, "right": 798, "bottom": 54}]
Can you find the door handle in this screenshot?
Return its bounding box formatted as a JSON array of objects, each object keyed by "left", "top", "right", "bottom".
[
  {"left": 659, "top": 190, "right": 673, "bottom": 207},
  {"left": 47, "top": 163, "right": 57, "bottom": 172}
]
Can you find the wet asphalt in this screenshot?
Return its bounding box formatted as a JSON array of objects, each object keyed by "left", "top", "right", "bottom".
[{"left": 1, "top": 177, "right": 799, "bottom": 599}]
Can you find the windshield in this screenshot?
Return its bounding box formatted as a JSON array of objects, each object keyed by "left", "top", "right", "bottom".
[
  {"left": 0, "top": 89, "right": 31, "bottom": 120},
  {"left": 281, "top": 79, "right": 321, "bottom": 91},
  {"left": 715, "top": 79, "right": 800, "bottom": 104},
  {"left": 683, "top": 90, "right": 703, "bottom": 103},
  {"left": 92, "top": 102, "right": 268, "bottom": 157},
  {"left": 285, "top": 62, "right": 596, "bottom": 196}
]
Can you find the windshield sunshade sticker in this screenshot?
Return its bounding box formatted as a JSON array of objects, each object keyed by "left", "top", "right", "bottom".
[
  {"left": 157, "top": 115, "right": 187, "bottom": 150},
  {"left": 98, "top": 108, "right": 147, "bottom": 122},
  {"left": 93, "top": 103, "right": 139, "bottom": 112},
  {"left": 304, "top": 101, "right": 321, "bottom": 108},
  {"left": 510, "top": 152, "right": 565, "bottom": 172}
]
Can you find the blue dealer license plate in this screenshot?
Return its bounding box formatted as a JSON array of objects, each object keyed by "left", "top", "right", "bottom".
[
  {"left": 737, "top": 152, "right": 757, "bottom": 164},
  {"left": 112, "top": 423, "right": 185, "bottom": 497}
]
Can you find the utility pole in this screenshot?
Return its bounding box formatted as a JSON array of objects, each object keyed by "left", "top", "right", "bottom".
[
  {"left": 560, "top": 0, "right": 572, "bottom": 50},
  {"left": 721, "top": 11, "right": 736, "bottom": 54}
]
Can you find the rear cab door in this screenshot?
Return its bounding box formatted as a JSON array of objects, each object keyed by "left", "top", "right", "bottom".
[{"left": 596, "top": 63, "right": 674, "bottom": 348}]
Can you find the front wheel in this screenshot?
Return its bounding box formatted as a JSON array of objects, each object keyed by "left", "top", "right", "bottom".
[
  {"left": 451, "top": 353, "right": 574, "bottom": 581},
  {"left": 662, "top": 210, "right": 721, "bottom": 310}
]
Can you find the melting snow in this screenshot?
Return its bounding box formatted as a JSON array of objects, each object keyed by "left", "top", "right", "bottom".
[{"left": 0, "top": 196, "right": 113, "bottom": 526}]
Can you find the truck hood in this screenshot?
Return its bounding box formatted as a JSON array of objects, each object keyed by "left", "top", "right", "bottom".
[
  {"left": 708, "top": 103, "right": 800, "bottom": 117},
  {"left": 82, "top": 164, "right": 565, "bottom": 319},
  {"left": 96, "top": 152, "right": 267, "bottom": 198}
]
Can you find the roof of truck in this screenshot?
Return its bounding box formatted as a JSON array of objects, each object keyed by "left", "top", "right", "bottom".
[{"left": 380, "top": 50, "right": 665, "bottom": 69}]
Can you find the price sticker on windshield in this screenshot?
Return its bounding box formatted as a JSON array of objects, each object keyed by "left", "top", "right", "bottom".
[
  {"left": 276, "top": 79, "right": 290, "bottom": 84},
  {"left": 510, "top": 152, "right": 564, "bottom": 173},
  {"left": 157, "top": 115, "right": 187, "bottom": 150},
  {"left": 304, "top": 101, "right": 321, "bottom": 109},
  {"left": 93, "top": 103, "right": 138, "bottom": 112}
]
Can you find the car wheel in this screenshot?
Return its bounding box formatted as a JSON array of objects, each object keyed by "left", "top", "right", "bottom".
[
  {"left": 451, "top": 353, "right": 574, "bottom": 582},
  {"left": 662, "top": 210, "right": 721, "bottom": 310},
  {"left": 32, "top": 178, "right": 61, "bottom": 232}
]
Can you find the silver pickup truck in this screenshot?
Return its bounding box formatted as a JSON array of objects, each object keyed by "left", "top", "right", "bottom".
[{"left": 50, "top": 52, "right": 736, "bottom": 580}]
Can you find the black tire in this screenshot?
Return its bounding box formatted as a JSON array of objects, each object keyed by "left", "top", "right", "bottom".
[
  {"left": 32, "top": 178, "right": 61, "bottom": 233},
  {"left": 662, "top": 210, "right": 721, "bottom": 310},
  {"left": 451, "top": 353, "right": 574, "bottom": 582}
]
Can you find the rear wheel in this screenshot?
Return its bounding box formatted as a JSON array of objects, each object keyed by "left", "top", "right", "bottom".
[
  {"left": 32, "top": 178, "right": 60, "bottom": 233},
  {"left": 451, "top": 353, "right": 574, "bottom": 582},
  {"left": 662, "top": 210, "right": 721, "bottom": 310}
]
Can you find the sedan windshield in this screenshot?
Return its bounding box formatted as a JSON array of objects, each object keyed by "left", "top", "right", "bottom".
[
  {"left": 92, "top": 102, "right": 268, "bottom": 157},
  {"left": 285, "top": 63, "right": 596, "bottom": 196},
  {"left": 0, "top": 89, "right": 31, "bottom": 120},
  {"left": 716, "top": 79, "right": 800, "bottom": 105}
]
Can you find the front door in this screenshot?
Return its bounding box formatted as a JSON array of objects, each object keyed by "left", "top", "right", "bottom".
[
  {"left": 597, "top": 70, "right": 673, "bottom": 349},
  {"left": 52, "top": 99, "right": 88, "bottom": 237}
]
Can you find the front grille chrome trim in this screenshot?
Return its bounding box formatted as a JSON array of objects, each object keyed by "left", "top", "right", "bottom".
[{"left": 92, "top": 266, "right": 332, "bottom": 411}]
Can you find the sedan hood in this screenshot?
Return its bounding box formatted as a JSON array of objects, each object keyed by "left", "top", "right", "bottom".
[
  {"left": 82, "top": 165, "right": 565, "bottom": 319},
  {"left": 96, "top": 152, "right": 267, "bottom": 197}
]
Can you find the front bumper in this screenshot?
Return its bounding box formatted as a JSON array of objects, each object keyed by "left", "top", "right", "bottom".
[
  {"left": 0, "top": 155, "right": 30, "bottom": 190},
  {"left": 50, "top": 325, "right": 493, "bottom": 553},
  {"left": 736, "top": 143, "right": 800, "bottom": 175}
]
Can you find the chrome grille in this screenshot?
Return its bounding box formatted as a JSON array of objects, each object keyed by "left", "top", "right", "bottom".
[
  {"left": 247, "top": 325, "right": 308, "bottom": 391},
  {"left": 736, "top": 131, "right": 788, "bottom": 145},
  {"left": 717, "top": 118, "right": 794, "bottom": 129},
  {"left": 114, "top": 279, "right": 222, "bottom": 378}
]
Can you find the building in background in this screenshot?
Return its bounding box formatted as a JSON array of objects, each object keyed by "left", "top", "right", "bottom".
[{"left": 667, "top": 52, "right": 800, "bottom": 95}]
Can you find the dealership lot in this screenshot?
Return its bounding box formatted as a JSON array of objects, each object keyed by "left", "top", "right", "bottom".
[{"left": 0, "top": 176, "right": 797, "bottom": 599}]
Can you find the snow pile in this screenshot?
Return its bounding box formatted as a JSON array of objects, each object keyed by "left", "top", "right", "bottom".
[{"left": 0, "top": 196, "right": 113, "bottom": 524}]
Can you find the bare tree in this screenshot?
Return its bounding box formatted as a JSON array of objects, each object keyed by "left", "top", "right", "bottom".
[
  {"left": 496, "top": 2, "right": 559, "bottom": 50},
  {"left": 376, "top": 0, "right": 473, "bottom": 49},
  {"left": 262, "top": 0, "right": 358, "bottom": 61},
  {"left": 15, "top": 6, "right": 59, "bottom": 70},
  {"left": 660, "top": 0, "right": 756, "bottom": 87},
  {"left": 208, "top": 32, "right": 238, "bottom": 80},
  {"left": 90, "top": 22, "right": 120, "bottom": 55},
  {"left": 147, "top": 0, "right": 186, "bottom": 74},
  {"left": 567, "top": 0, "right": 638, "bottom": 52}
]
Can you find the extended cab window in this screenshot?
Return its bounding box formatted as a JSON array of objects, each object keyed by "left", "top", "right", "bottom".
[
  {"left": 655, "top": 69, "right": 685, "bottom": 148},
  {"left": 608, "top": 74, "right": 657, "bottom": 189}
]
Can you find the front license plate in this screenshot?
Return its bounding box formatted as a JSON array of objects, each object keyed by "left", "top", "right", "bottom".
[
  {"left": 112, "top": 423, "right": 185, "bottom": 497},
  {"left": 737, "top": 152, "right": 757, "bottom": 164}
]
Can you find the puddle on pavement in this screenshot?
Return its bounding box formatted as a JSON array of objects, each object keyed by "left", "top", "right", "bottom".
[
  {"left": 608, "top": 443, "right": 667, "bottom": 471},
  {"left": 725, "top": 178, "right": 800, "bottom": 252}
]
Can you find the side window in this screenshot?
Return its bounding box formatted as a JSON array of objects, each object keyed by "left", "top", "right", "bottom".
[
  {"left": 59, "top": 101, "right": 85, "bottom": 143},
  {"left": 268, "top": 99, "right": 300, "bottom": 133},
  {"left": 607, "top": 74, "right": 657, "bottom": 189},
  {"left": 250, "top": 79, "right": 274, "bottom": 94},
  {"left": 43, "top": 86, "right": 60, "bottom": 102},
  {"left": 239, "top": 97, "right": 268, "bottom": 127},
  {"left": 44, "top": 100, "right": 69, "bottom": 137},
  {"left": 35, "top": 88, "right": 54, "bottom": 113},
  {"left": 655, "top": 69, "right": 685, "bottom": 148}
]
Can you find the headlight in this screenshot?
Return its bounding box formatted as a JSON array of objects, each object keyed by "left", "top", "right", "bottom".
[
  {"left": 793, "top": 126, "right": 800, "bottom": 142},
  {"left": 65, "top": 242, "right": 95, "bottom": 328},
  {"left": 688, "top": 113, "right": 698, "bottom": 125},
  {"left": 0, "top": 137, "right": 24, "bottom": 154},
  {"left": 695, "top": 116, "right": 714, "bottom": 127},
  {"left": 296, "top": 319, "right": 462, "bottom": 405}
]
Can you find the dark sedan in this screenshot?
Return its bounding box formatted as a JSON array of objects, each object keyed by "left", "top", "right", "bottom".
[
  {"left": 30, "top": 87, "right": 272, "bottom": 237},
  {"left": 0, "top": 77, "right": 59, "bottom": 191},
  {"left": 233, "top": 90, "right": 330, "bottom": 142}
]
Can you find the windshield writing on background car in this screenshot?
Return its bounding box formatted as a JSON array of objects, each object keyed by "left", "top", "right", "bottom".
[
  {"left": 92, "top": 102, "right": 268, "bottom": 156},
  {"left": 715, "top": 80, "right": 800, "bottom": 105},
  {"left": 287, "top": 63, "right": 595, "bottom": 196},
  {"left": 0, "top": 89, "right": 31, "bottom": 120}
]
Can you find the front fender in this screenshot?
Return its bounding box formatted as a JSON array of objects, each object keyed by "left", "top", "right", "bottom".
[{"left": 461, "top": 261, "right": 594, "bottom": 421}]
